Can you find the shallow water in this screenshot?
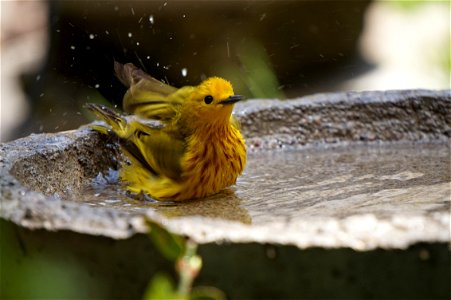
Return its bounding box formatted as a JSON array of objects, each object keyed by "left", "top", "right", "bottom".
[{"left": 79, "top": 143, "right": 450, "bottom": 225}]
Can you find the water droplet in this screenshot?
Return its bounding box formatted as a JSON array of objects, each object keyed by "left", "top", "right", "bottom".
[
  {"left": 181, "top": 68, "right": 188, "bottom": 77},
  {"left": 149, "top": 15, "right": 154, "bottom": 24},
  {"left": 36, "top": 75, "right": 41, "bottom": 81},
  {"left": 163, "top": 2, "right": 167, "bottom": 6},
  {"left": 128, "top": 32, "right": 132, "bottom": 38},
  {"left": 136, "top": 42, "right": 140, "bottom": 46},
  {"left": 95, "top": 84, "right": 100, "bottom": 88},
  {"left": 146, "top": 56, "right": 150, "bottom": 59},
  {"left": 105, "top": 30, "right": 110, "bottom": 35},
  {"left": 156, "top": 62, "right": 160, "bottom": 67},
  {"left": 182, "top": 14, "right": 186, "bottom": 18},
  {"left": 70, "top": 45, "right": 76, "bottom": 50},
  {"left": 89, "top": 34, "right": 95, "bottom": 39},
  {"left": 105, "top": 199, "right": 120, "bottom": 204}
]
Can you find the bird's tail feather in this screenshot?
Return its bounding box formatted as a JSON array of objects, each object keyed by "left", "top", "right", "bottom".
[
  {"left": 85, "top": 103, "right": 129, "bottom": 138},
  {"left": 86, "top": 103, "right": 158, "bottom": 176}
]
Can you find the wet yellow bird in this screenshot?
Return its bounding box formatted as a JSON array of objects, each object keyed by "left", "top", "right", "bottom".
[{"left": 87, "top": 62, "right": 246, "bottom": 201}]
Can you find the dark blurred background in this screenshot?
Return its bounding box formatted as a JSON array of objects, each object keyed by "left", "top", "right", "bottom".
[{"left": 1, "top": 0, "right": 449, "bottom": 142}]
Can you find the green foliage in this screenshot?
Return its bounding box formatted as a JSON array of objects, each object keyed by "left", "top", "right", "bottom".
[
  {"left": 143, "top": 273, "right": 183, "bottom": 300},
  {"left": 144, "top": 218, "right": 225, "bottom": 300},
  {"left": 236, "top": 40, "right": 285, "bottom": 99},
  {"left": 388, "top": 0, "right": 439, "bottom": 10},
  {"left": 0, "top": 220, "right": 107, "bottom": 299},
  {"left": 146, "top": 219, "right": 186, "bottom": 262},
  {"left": 143, "top": 274, "right": 226, "bottom": 300},
  {"left": 219, "top": 39, "right": 284, "bottom": 99},
  {"left": 0, "top": 215, "right": 224, "bottom": 300},
  {"left": 190, "top": 286, "right": 227, "bottom": 300}
]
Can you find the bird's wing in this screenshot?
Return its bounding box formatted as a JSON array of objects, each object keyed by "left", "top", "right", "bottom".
[
  {"left": 86, "top": 103, "right": 185, "bottom": 181},
  {"left": 115, "top": 62, "right": 185, "bottom": 121},
  {"left": 123, "top": 121, "right": 186, "bottom": 181},
  {"left": 114, "top": 61, "right": 177, "bottom": 94}
]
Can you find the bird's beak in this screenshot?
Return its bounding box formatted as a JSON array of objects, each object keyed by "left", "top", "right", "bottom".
[{"left": 219, "top": 95, "right": 244, "bottom": 105}]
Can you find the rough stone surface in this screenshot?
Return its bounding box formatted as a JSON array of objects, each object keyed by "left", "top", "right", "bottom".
[
  {"left": 236, "top": 89, "right": 451, "bottom": 151},
  {"left": 1, "top": 90, "right": 450, "bottom": 251}
]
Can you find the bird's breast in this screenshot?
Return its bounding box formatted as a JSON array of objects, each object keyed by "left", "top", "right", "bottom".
[{"left": 182, "top": 126, "right": 246, "bottom": 196}]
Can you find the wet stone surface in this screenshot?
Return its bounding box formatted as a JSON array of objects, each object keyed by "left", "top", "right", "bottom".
[
  {"left": 1, "top": 90, "right": 450, "bottom": 250},
  {"left": 80, "top": 143, "right": 450, "bottom": 225}
]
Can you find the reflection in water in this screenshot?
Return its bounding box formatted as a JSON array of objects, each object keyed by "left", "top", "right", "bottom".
[
  {"left": 81, "top": 169, "right": 252, "bottom": 224},
  {"left": 78, "top": 143, "right": 450, "bottom": 225},
  {"left": 159, "top": 189, "right": 252, "bottom": 224}
]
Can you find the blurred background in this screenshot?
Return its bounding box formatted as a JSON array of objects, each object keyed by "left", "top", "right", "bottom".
[{"left": 1, "top": 0, "right": 449, "bottom": 142}]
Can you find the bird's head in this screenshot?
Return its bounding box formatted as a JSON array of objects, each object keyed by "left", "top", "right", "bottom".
[{"left": 186, "top": 77, "right": 243, "bottom": 125}]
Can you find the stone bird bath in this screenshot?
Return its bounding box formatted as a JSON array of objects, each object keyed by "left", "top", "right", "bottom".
[{"left": 1, "top": 90, "right": 450, "bottom": 299}]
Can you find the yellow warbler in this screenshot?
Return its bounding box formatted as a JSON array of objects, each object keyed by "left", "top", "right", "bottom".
[{"left": 87, "top": 62, "right": 246, "bottom": 201}]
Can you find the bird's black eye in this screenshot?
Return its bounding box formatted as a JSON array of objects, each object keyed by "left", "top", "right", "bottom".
[{"left": 204, "top": 95, "right": 214, "bottom": 104}]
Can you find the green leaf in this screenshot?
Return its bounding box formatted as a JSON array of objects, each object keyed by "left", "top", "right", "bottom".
[
  {"left": 190, "top": 286, "right": 227, "bottom": 300},
  {"left": 143, "top": 273, "right": 183, "bottom": 300},
  {"left": 146, "top": 218, "right": 186, "bottom": 261}
]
